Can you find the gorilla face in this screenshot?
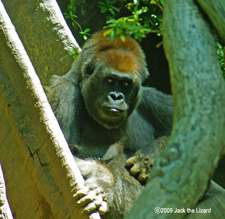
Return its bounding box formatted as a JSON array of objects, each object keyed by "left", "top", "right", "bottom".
[{"left": 80, "top": 64, "right": 141, "bottom": 129}]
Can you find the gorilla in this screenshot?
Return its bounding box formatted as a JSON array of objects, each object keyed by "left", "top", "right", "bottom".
[{"left": 46, "top": 31, "right": 173, "bottom": 218}]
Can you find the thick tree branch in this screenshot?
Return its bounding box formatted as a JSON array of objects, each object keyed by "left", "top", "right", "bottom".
[
  {"left": 0, "top": 165, "right": 13, "bottom": 219},
  {"left": 0, "top": 2, "right": 100, "bottom": 218},
  {"left": 2, "top": 0, "right": 80, "bottom": 84},
  {"left": 126, "top": 0, "right": 225, "bottom": 218},
  {"left": 196, "top": 0, "right": 225, "bottom": 45},
  {"left": 188, "top": 192, "right": 225, "bottom": 218}
]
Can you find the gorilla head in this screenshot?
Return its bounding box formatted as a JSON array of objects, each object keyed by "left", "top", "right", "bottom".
[{"left": 74, "top": 31, "right": 149, "bottom": 129}]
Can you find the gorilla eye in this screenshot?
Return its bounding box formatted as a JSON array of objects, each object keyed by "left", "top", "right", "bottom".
[
  {"left": 123, "top": 81, "right": 129, "bottom": 87},
  {"left": 106, "top": 77, "right": 114, "bottom": 83}
]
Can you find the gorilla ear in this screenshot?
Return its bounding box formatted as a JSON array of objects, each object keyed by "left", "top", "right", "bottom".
[{"left": 141, "top": 67, "right": 150, "bottom": 83}]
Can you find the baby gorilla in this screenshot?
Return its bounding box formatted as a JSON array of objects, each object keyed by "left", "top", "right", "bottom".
[{"left": 46, "top": 31, "right": 173, "bottom": 218}]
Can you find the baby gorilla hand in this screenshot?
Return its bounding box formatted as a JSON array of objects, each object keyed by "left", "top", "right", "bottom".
[
  {"left": 73, "top": 186, "right": 108, "bottom": 216},
  {"left": 126, "top": 154, "right": 154, "bottom": 184}
]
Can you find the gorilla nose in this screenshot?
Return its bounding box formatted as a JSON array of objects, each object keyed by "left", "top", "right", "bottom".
[{"left": 108, "top": 92, "right": 124, "bottom": 102}]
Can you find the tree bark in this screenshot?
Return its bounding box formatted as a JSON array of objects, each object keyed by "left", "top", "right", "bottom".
[
  {"left": 196, "top": 0, "right": 225, "bottom": 45},
  {"left": 0, "top": 2, "right": 101, "bottom": 218},
  {"left": 0, "top": 165, "right": 13, "bottom": 219},
  {"left": 2, "top": 0, "right": 80, "bottom": 85},
  {"left": 126, "top": 0, "right": 225, "bottom": 218},
  {"left": 188, "top": 192, "right": 225, "bottom": 218}
]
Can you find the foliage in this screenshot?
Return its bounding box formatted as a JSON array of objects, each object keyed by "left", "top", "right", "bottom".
[
  {"left": 62, "top": 0, "right": 225, "bottom": 75},
  {"left": 100, "top": 0, "right": 164, "bottom": 41},
  {"left": 62, "top": 0, "right": 164, "bottom": 59},
  {"left": 216, "top": 41, "right": 225, "bottom": 78},
  {"left": 64, "top": 0, "right": 90, "bottom": 40},
  {"left": 60, "top": 47, "right": 80, "bottom": 62},
  {"left": 63, "top": 0, "right": 163, "bottom": 42},
  {"left": 98, "top": 0, "right": 120, "bottom": 19}
]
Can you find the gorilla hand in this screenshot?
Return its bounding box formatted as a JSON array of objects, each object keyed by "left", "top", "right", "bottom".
[
  {"left": 73, "top": 184, "right": 108, "bottom": 216},
  {"left": 126, "top": 154, "right": 154, "bottom": 184},
  {"left": 126, "top": 136, "right": 169, "bottom": 184},
  {"left": 73, "top": 157, "right": 113, "bottom": 216}
]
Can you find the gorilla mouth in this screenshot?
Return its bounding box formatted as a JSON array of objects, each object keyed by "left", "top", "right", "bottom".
[
  {"left": 97, "top": 104, "right": 127, "bottom": 129},
  {"left": 107, "top": 107, "right": 122, "bottom": 113},
  {"left": 103, "top": 106, "right": 124, "bottom": 116},
  {"left": 98, "top": 106, "right": 126, "bottom": 129}
]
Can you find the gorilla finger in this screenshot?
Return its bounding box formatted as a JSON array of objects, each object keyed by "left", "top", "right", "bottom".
[
  {"left": 143, "top": 156, "right": 153, "bottom": 166},
  {"left": 89, "top": 212, "right": 101, "bottom": 219},
  {"left": 73, "top": 187, "right": 88, "bottom": 201},
  {"left": 137, "top": 170, "right": 149, "bottom": 183},
  {"left": 126, "top": 156, "right": 138, "bottom": 167},
  {"left": 77, "top": 191, "right": 96, "bottom": 206},
  {"left": 82, "top": 202, "right": 97, "bottom": 214},
  {"left": 130, "top": 163, "right": 141, "bottom": 176},
  {"left": 93, "top": 195, "right": 103, "bottom": 208},
  {"left": 98, "top": 201, "right": 108, "bottom": 215}
]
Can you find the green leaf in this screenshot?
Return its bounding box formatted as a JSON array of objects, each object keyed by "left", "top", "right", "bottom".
[
  {"left": 120, "top": 35, "right": 126, "bottom": 42},
  {"left": 110, "top": 30, "right": 116, "bottom": 41},
  {"left": 100, "top": 6, "right": 108, "bottom": 13},
  {"left": 84, "top": 28, "right": 90, "bottom": 33},
  {"left": 98, "top": 2, "right": 105, "bottom": 6},
  {"left": 103, "top": 29, "right": 113, "bottom": 36}
]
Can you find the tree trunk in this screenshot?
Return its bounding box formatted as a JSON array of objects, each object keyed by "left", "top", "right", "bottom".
[
  {"left": 188, "top": 192, "right": 225, "bottom": 218},
  {"left": 2, "top": 0, "right": 80, "bottom": 85},
  {"left": 0, "top": 1, "right": 101, "bottom": 218},
  {"left": 126, "top": 0, "right": 225, "bottom": 218},
  {"left": 0, "top": 165, "right": 13, "bottom": 219},
  {"left": 196, "top": 0, "right": 225, "bottom": 45}
]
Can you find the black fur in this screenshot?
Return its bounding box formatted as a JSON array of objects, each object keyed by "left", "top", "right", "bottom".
[
  {"left": 46, "top": 74, "right": 173, "bottom": 218},
  {"left": 45, "top": 33, "right": 173, "bottom": 218}
]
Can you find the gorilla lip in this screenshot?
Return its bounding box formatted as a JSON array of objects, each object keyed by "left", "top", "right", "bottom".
[
  {"left": 103, "top": 106, "right": 124, "bottom": 115},
  {"left": 109, "top": 108, "right": 120, "bottom": 113}
]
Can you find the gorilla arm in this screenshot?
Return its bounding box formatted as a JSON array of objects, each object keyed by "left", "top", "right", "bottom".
[
  {"left": 138, "top": 86, "right": 174, "bottom": 137},
  {"left": 126, "top": 87, "right": 173, "bottom": 184},
  {"left": 45, "top": 74, "right": 80, "bottom": 142},
  {"left": 46, "top": 76, "right": 111, "bottom": 215},
  {"left": 73, "top": 148, "right": 143, "bottom": 219},
  {"left": 127, "top": 87, "right": 225, "bottom": 199},
  {"left": 73, "top": 157, "right": 112, "bottom": 215}
]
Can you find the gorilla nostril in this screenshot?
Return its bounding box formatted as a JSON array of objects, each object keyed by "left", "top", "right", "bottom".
[{"left": 109, "top": 92, "right": 124, "bottom": 101}]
